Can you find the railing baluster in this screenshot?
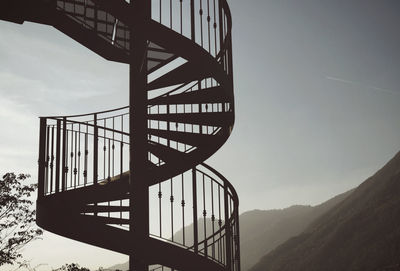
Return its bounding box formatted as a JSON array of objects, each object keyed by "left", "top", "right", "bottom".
[
  {"left": 93, "top": 113, "right": 98, "bottom": 185},
  {"left": 38, "top": 118, "right": 47, "bottom": 199},
  {"left": 84, "top": 124, "right": 88, "bottom": 186},
  {"left": 120, "top": 115, "right": 124, "bottom": 177},
  {"left": 50, "top": 126, "right": 55, "bottom": 194},
  {"left": 62, "top": 117, "right": 67, "bottom": 191},
  {"left": 104, "top": 119, "right": 107, "bottom": 180},
  {"left": 218, "top": 184, "right": 222, "bottom": 262},
  {"left": 112, "top": 117, "right": 115, "bottom": 178},
  {"left": 190, "top": 0, "right": 195, "bottom": 41},
  {"left": 211, "top": 180, "right": 215, "bottom": 258},
  {"left": 202, "top": 173, "right": 207, "bottom": 257},
  {"left": 224, "top": 181, "right": 232, "bottom": 270},
  {"left": 55, "top": 120, "right": 61, "bottom": 193},
  {"left": 181, "top": 173, "right": 185, "bottom": 246},
  {"left": 170, "top": 178, "right": 174, "bottom": 242},
  {"left": 108, "top": 138, "right": 111, "bottom": 180},
  {"left": 77, "top": 124, "right": 81, "bottom": 187},
  {"left": 158, "top": 182, "right": 162, "bottom": 238},
  {"left": 74, "top": 130, "right": 77, "bottom": 188},
  {"left": 45, "top": 126, "right": 50, "bottom": 195},
  {"left": 70, "top": 124, "right": 74, "bottom": 188},
  {"left": 192, "top": 168, "right": 198, "bottom": 254}
]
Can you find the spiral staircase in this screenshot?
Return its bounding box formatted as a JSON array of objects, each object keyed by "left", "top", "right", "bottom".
[{"left": 1, "top": 0, "right": 239, "bottom": 270}]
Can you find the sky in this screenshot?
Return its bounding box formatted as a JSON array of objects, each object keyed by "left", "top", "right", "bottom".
[{"left": 1, "top": 0, "right": 400, "bottom": 270}]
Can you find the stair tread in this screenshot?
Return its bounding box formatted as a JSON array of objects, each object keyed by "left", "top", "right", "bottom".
[
  {"left": 80, "top": 205, "right": 130, "bottom": 213},
  {"left": 148, "top": 62, "right": 212, "bottom": 90},
  {"left": 148, "top": 129, "right": 214, "bottom": 147},
  {"left": 148, "top": 141, "right": 186, "bottom": 163},
  {"left": 149, "top": 86, "right": 228, "bottom": 105},
  {"left": 148, "top": 111, "right": 233, "bottom": 126}
]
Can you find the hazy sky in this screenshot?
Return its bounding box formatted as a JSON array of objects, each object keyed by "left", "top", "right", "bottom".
[{"left": 1, "top": 0, "right": 400, "bottom": 270}]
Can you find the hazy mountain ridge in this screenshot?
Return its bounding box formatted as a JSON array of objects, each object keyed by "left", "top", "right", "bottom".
[
  {"left": 240, "top": 189, "right": 352, "bottom": 270},
  {"left": 250, "top": 151, "right": 400, "bottom": 271}
]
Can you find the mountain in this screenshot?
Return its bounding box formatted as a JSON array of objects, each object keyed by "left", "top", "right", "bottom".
[
  {"left": 250, "top": 151, "right": 400, "bottom": 271},
  {"left": 239, "top": 190, "right": 352, "bottom": 271},
  {"left": 106, "top": 190, "right": 351, "bottom": 271}
]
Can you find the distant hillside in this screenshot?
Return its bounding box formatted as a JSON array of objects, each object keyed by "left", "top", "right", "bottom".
[
  {"left": 240, "top": 190, "right": 352, "bottom": 271},
  {"left": 250, "top": 151, "right": 400, "bottom": 271}
]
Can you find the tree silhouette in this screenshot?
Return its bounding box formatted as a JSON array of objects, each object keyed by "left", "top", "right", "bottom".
[
  {"left": 53, "top": 263, "right": 90, "bottom": 271},
  {"left": 0, "top": 173, "right": 43, "bottom": 266}
]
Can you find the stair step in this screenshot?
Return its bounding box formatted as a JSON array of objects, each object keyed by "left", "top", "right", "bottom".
[
  {"left": 147, "top": 62, "right": 212, "bottom": 90},
  {"left": 80, "top": 205, "right": 130, "bottom": 213},
  {"left": 147, "top": 44, "right": 178, "bottom": 73},
  {"left": 148, "top": 112, "right": 233, "bottom": 127},
  {"left": 148, "top": 129, "right": 213, "bottom": 147},
  {"left": 53, "top": 10, "right": 128, "bottom": 63},
  {"left": 149, "top": 86, "right": 227, "bottom": 105},
  {"left": 81, "top": 214, "right": 129, "bottom": 225},
  {"left": 148, "top": 141, "right": 186, "bottom": 164}
]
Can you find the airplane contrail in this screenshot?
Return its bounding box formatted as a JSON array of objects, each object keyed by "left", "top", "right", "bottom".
[{"left": 325, "top": 76, "right": 399, "bottom": 96}]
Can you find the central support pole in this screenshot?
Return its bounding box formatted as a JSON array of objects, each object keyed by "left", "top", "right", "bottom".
[{"left": 129, "top": 0, "right": 150, "bottom": 270}]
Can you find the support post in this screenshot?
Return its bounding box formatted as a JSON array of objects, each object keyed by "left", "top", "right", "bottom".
[{"left": 129, "top": 0, "right": 150, "bottom": 270}]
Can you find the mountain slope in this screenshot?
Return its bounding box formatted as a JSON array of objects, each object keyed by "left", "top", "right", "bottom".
[
  {"left": 239, "top": 190, "right": 352, "bottom": 271},
  {"left": 250, "top": 151, "right": 400, "bottom": 271}
]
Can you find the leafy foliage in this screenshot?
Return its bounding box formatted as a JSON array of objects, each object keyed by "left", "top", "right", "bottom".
[
  {"left": 53, "top": 263, "right": 90, "bottom": 271},
  {"left": 0, "top": 173, "right": 43, "bottom": 266}
]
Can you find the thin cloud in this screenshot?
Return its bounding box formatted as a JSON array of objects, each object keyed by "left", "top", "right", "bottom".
[{"left": 325, "top": 76, "right": 399, "bottom": 96}]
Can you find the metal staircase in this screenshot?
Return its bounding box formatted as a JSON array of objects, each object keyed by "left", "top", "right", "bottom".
[{"left": 1, "top": 0, "right": 239, "bottom": 270}]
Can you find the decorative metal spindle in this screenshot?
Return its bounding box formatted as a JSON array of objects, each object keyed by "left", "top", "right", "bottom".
[
  {"left": 207, "top": 0, "right": 211, "bottom": 54},
  {"left": 84, "top": 124, "right": 88, "bottom": 186},
  {"left": 213, "top": 0, "right": 217, "bottom": 57},
  {"left": 77, "top": 124, "right": 81, "bottom": 187},
  {"left": 70, "top": 128, "right": 73, "bottom": 188},
  {"left": 50, "top": 126, "right": 55, "bottom": 194},
  {"left": 181, "top": 173, "right": 185, "bottom": 246},
  {"left": 200, "top": 0, "right": 204, "bottom": 47},
  {"left": 112, "top": 117, "right": 115, "bottom": 177},
  {"left": 190, "top": 0, "right": 195, "bottom": 41},
  {"left": 224, "top": 182, "right": 232, "bottom": 270},
  {"left": 108, "top": 138, "right": 111, "bottom": 181},
  {"left": 167, "top": 105, "right": 170, "bottom": 149},
  {"left": 158, "top": 182, "right": 162, "bottom": 237},
  {"left": 202, "top": 174, "right": 207, "bottom": 257},
  {"left": 218, "top": 185, "right": 222, "bottom": 261},
  {"left": 170, "top": 0, "right": 172, "bottom": 29},
  {"left": 74, "top": 130, "right": 77, "bottom": 188},
  {"left": 192, "top": 168, "right": 198, "bottom": 253},
  {"left": 45, "top": 126, "right": 50, "bottom": 194},
  {"left": 159, "top": 0, "right": 162, "bottom": 23},
  {"left": 211, "top": 180, "right": 215, "bottom": 258},
  {"left": 180, "top": 0, "right": 183, "bottom": 34},
  {"left": 103, "top": 119, "right": 107, "bottom": 180},
  {"left": 55, "top": 120, "right": 61, "bottom": 193},
  {"left": 170, "top": 178, "right": 174, "bottom": 242},
  {"left": 61, "top": 119, "right": 66, "bottom": 191},
  {"left": 120, "top": 115, "right": 123, "bottom": 176}
]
